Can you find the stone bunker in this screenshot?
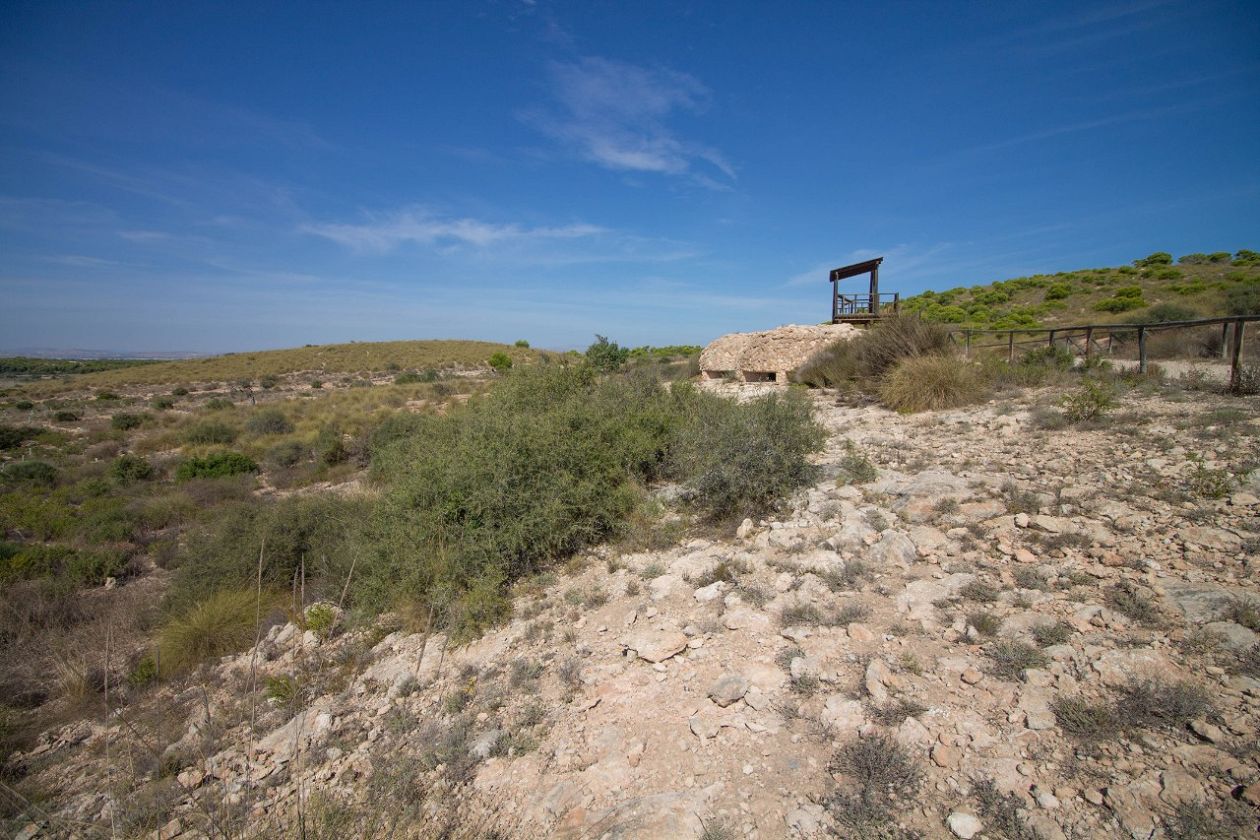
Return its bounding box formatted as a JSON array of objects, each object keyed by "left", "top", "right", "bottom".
[{"left": 699, "top": 322, "right": 860, "bottom": 383}]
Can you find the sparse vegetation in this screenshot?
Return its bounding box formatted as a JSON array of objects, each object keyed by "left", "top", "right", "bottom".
[{"left": 987, "top": 641, "right": 1049, "bottom": 680}]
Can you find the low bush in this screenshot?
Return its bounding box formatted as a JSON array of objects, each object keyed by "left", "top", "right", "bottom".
[
  {"left": 879, "top": 355, "right": 989, "bottom": 412},
  {"left": 157, "top": 589, "right": 264, "bottom": 676},
  {"left": 151, "top": 396, "right": 176, "bottom": 410},
  {"left": 175, "top": 452, "right": 258, "bottom": 481},
  {"left": 315, "top": 425, "right": 350, "bottom": 465},
  {"left": 0, "top": 425, "right": 40, "bottom": 450},
  {"left": 672, "top": 388, "right": 824, "bottom": 519},
  {"left": 1137, "top": 302, "right": 1198, "bottom": 323},
  {"left": 266, "top": 440, "right": 308, "bottom": 468},
  {"left": 1225, "top": 285, "right": 1260, "bottom": 315},
  {"left": 245, "top": 408, "right": 294, "bottom": 436},
  {"left": 1, "top": 460, "right": 57, "bottom": 487},
  {"left": 487, "top": 351, "right": 513, "bottom": 373},
  {"left": 184, "top": 421, "right": 237, "bottom": 445},
  {"left": 1062, "top": 380, "right": 1115, "bottom": 423},
  {"left": 1, "top": 543, "right": 129, "bottom": 587},
  {"left": 111, "top": 413, "right": 145, "bottom": 431},
  {"left": 109, "top": 454, "right": 154, "bottom": 484},
  {"left": 987, "top": 640, "right": 1049, "bottom": 680},
  {"left": 167, "top": 494, "right": 363, "bottom": 614},
  {"left": 585, "top": 335, "right": 630, "bottom": 371},
  {"left": 52, "top": 411, "right": 80, "bottom": 422}
]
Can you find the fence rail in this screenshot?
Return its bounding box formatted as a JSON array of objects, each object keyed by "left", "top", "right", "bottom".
[{"left": 949, "top": 314, "right": 1259, "bottom": 392}]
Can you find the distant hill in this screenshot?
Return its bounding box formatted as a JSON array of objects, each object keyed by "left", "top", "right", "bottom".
[
  {"left": 15, "top": 339, "right": 540, "bottom": 388},
  {"left": 902, "top": 249, "right": 1260, "bottom": 329}
]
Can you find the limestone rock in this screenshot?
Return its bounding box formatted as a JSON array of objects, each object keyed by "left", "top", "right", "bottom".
[
  {"left": 622, "top": 630, "right": 688, "bottom": 663},
  {"left": 707, "top": 674, "right": 751, "bottom": 707}
]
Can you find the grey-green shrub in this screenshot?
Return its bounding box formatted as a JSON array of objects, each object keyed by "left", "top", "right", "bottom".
[
  {"left": 245, "top": 408, "right": 293, "bottom": 436},
  {"left": 110, "top": 454, "right": 154, "bottom": 485},
  {"left": 184, "top": 421, "right": 237, "bottom": 445},
  {"left": 671, "top": 387, "right": 824, "bottom": 520}
]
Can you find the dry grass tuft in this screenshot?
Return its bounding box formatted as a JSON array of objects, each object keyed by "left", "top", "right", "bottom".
[{"left": 879, "top": 355, "right": 990, "bottom": 413}]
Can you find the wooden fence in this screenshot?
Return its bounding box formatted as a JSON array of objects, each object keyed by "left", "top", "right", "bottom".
[{"left": 951, "top": 315, "right": 1259, "bottom": 392}]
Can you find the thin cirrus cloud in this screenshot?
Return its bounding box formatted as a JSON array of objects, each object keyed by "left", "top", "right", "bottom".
[
  {"left": 522, "top": 56, "right": 735, "bottom": 185},
  {"left": 301, "top": 208, "right": 607, "bottom": 252}
]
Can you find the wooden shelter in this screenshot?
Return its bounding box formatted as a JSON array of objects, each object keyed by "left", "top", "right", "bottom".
[{"left": 830, "top": 257, "right": 900, "bottom": 323}]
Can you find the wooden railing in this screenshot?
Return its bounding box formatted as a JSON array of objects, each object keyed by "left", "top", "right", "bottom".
[
  {"left": 950, "top": 314, "right": 1259, "bottom": 392},
  {"left": 833, "top": 292, "right": 901, "bottom": 321}
]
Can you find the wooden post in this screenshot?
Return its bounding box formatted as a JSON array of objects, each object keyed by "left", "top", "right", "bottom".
[
  {"left": 1007, "top": 331, "right": 1015, "bottom": 363},
  {"left": 831, "top": 279, "right": 838, "bottom": 323},
  {"left": 964, "top": 330, "right": 972, "bottom": 358},
  {"left": 1229, "top": 318, "right": 1245, "bottom": 392},
  {"left": 870, "top": 264, "right": 880, "bottom": 316},
  {"left": 1221, "top": 322, "right": 1230, "bottom": 359},
  {"left": 1138, "top": 326, "right": 1147, "bottom": 374},
  {"left": 1084, "top": 327, "right": 1094, "bottom": 360},
  {"left": 1048, "top": 330, "right": 1056, "bottom": 348}
]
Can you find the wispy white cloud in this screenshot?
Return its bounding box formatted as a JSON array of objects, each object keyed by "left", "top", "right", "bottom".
[
  {"left": 301, "top": 207, "right": 605, "bottom": 251},
  {"left": 523, "top": 57, "right": 734, "bottom": 186}
]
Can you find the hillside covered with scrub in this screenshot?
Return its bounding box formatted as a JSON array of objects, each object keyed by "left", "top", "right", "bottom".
[
  {"left": 2, "top": 323, "right": 1258, "bottom": 839},
  {"left": 902, "top": 248, "right": 1260, "bottom": 329}
]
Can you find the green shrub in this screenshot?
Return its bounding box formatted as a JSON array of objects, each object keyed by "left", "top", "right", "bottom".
[
  {"left": 514, "top": 339, "right": 530, "bottom": 348},
  {"left": 672, "top": 388, "right": 824, "bottom": 520},
  {"left": 157, "top": 589, "right": 263, "bottom": 675},
  {"left": 1234, "top": 249, "right": 1260, "bottom": 265},
  {"left": 361, "top": 367, "right": 684, "bottom": 631},
  {"left": 585, "top": 335, "right": 629, "bottom": 372},
  {"left": 171, "top": 387, "right": 190, "bottom": 397},
  {"left": 1137, "top": 302, "right": 1198, "bottom": 323},
  {"left": 0, "top": 424, "right": 40, "bottom": 449},
  {"left": 1044, "top": 282, "right": 1073, "bottom": 301},
  {"left": 1093, "top": 293, "right": 1145, "bottom": 313},
  {"left": 168, "top": 495, "right": 363, "bottom": 614},
  {"left": 13, "top": 400, "right": 34, "bottom": 410},
  {"left": 111, "top": 413, "right": 145, "bottom": 431},
  {"left": 53, "top": 411, "right": 80, "bottom": 422},
  {"left": 487, "top": 351, "right": 513, "bottom": 373},
  {"left": 184, "top": 421, "right": 237, "bottom": 445},
  {"left": 1225, "top": 285, "right": 1260, "bottom": 315},
  {"left": 1, "top": 544, "right": 128, "bottom": 586},
  {"left": 175, "top": 452, "right": 258, "bottom": 481},
  {"left": 304, "top": 603, "right": 337, "bottom": 638},
  {"left": 205, "top": 397, "right": 234, "bottom": 411},
  {"left": 316, "top": 426, "right": 349, "bottom": 465},
  {"left": 151, "top": 396, "right": 176, "bottom": 410},
  {"left": 1134, "top": 252, "right": 1172, "bottom": 267},
  {"left": 110, "top": 454, "right": 154, "bottom": 485},
  {"left": 1062, "top": 380, "right": 1115, "bottom": 423},
  {"left": 245, "top": 408, "right": 293, "bottom": 436},
  {"left": 793, "top": 338, "right": 860, "bottom": 388},
  {"left": 879, "top": 355, "right": 989, "bottom": 412},
  {"left": 95, "top": 391, "right": 120, "bottom": 401},
  {"left": 266, "top": 440, "right": 308, "bottom": 468},
  {"left": 0, "top": 460, "right": 57, "bottom": 487},
  {"left": 393, "top": 371, "right": 423, "bottom": 384}
]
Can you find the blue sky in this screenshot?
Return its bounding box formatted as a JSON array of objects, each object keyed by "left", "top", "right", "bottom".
[{"left": 1, "top": 1, "right": 1258, "bottom": 354}]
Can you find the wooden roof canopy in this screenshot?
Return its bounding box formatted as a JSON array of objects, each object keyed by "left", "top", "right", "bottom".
[
  {"left": 828, "top": 256, "right": 899, "bottom": 323},
  {"left": 828, "top": 257, "right": 883, "bottom": 282}
]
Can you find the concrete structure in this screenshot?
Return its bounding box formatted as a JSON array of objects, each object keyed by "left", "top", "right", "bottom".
[{"left": 699, "top": 322, "right": 859, "bottom": 383}]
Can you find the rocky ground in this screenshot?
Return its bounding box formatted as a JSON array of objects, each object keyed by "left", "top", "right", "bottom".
[{"left": 7, "top": 379, "right": 1260, "bottom": 839}]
